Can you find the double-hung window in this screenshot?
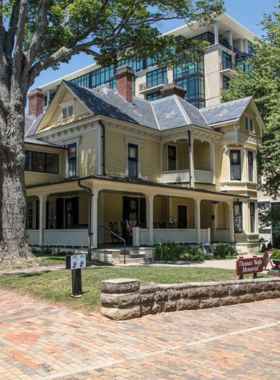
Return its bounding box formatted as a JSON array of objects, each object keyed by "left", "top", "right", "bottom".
[
  {"left": 234, "top": 202, "right": 243, "bottom": 233},
  {"left": 245, "top": 117, "right": 254, "bottom": 132},
  {"left": 68, "top": 143, "right": 77, "bottom": 177},
  {"left": 230, "top": 150, "right": 241, "bottom": 181},
  {"left": 128, "top": 144, "right": 138, "bottom": 178},
  {"left": 250, "top": 203, "right": 256, "bottom": 233},
  {"left": 248, "top": 151, "right": 254, "bottom": 182},
  {"left": 168, "top": 146, "right": 177, "bottom": 171},
  {"left": 61, "top": 104, "right": 74, "bottom": 120}
]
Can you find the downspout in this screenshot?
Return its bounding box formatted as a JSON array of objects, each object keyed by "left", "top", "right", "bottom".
[
  {"left": 99, "top": 120, "right": 106, "bottom": 176},
  {"left": 78, "top": 180, "right": 93, "bottom": 258},
  {"left": 188, "top": 130, "right": 193, "bottom": 188}
]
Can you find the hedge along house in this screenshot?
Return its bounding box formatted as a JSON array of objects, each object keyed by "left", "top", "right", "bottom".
[{"left": 24, "top": 66, "right": 264, "bottom": 253}]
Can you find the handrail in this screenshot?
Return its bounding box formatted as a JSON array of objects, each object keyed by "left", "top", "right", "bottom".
[{"left": 98, "top": 225, "right": 127, "bottom": 264}]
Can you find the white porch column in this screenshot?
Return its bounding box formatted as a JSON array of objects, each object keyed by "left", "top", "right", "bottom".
[
  {"left": 211, "top": 202, "right": 217, "bottom": 242},
  {"left": 210, "top": 142, "right": 216, "bottom": 184},
  {"left": 92, "top": 188, "right": 100, "bottom": 249},
  {"left": 194, "top": 199, "right": 201, "bottom": 244},
  {"left": 39, "top": 194, "right": 48, "bottom": 246},
  {"left": 189, "top": 133, "right": 195, "bottom": 188},
  {"left": 214, "top": 22, "right": 219, "bottom": 44},
  {"left": 147, "top": 194, "right": 155, "bottom": 245},
  {"left": 228, "top": 30, "right": 233, "bottom": 48},
  {"left": 228, "top": 201, "right": 235, "bottom": 243}
]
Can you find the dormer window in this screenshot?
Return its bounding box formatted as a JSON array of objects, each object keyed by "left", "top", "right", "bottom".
[
  {"left": 61, "top": 104, "right": 74, "bottom": 120},
  {"left": 245, "top": 117, "right": 254, "bottom": 133}
]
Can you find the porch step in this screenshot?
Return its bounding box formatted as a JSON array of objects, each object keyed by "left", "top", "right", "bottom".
[{"left": 92, "top": 247, "right": 155, "bottom": 265}]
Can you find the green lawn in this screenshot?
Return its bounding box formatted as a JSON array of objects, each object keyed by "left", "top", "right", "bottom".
[
  {"left": 11, "top": 254, "right": 108, "bottom": 269},
  {"left": 0, "top": 267, "right": 268, "bottom": 312}
]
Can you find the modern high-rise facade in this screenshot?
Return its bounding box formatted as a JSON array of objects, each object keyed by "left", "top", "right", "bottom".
[{"left": 40, "top": 13, "right": 256, "bottom": 110}]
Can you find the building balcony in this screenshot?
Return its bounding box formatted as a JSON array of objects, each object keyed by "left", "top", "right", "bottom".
[
  {"left": 220, "top": 61, "right": 236, "bottom": 78},
  {"left": 139, "top": 77, "right": 168, "bottom": 95},
  {"left": 162, "top": 169, "right": 214, "bottom": 185}
]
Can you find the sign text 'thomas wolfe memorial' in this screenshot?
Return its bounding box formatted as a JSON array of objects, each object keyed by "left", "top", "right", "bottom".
[{"left": 236, "top": 257, "right": 264, "bottom": 278}]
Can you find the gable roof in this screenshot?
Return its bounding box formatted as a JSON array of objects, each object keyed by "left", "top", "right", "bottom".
[
  {"left": 25, "top": 113, "right": 44, "bottom": 137},
  {"left": 64, "top": 81, "right": 214, "bottom": 132},
  {"left": 200, "top": 97, "right": 252, "bottom": 126}
]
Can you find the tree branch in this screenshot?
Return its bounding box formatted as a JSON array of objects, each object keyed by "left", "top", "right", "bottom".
[
  {"left": 6, "top": 0, "right": 21, "bottom": 57},
  {"left": 27, "top": 0, "right": 53, "bottom": 68}
]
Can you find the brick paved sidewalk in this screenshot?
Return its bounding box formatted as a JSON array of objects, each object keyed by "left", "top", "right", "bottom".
[{"left": 0, "top": 290, "right": 279, "bottom": 380}]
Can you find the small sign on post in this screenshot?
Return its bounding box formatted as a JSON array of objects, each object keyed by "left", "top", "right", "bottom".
[
  {"left": 236, "top": 256, "right": 264, "bottom": 280},
  {"left": 66, "top": 254, "right": 86, "bottom": 298}
]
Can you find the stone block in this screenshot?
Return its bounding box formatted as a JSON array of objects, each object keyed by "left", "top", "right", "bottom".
[
  {"left": 219, "top": 296, "right": 238, "bottom": 306},
  {"left": 141, "top": 304, "right": 153, "bottom": 317},
  {"left": 262, "top": 282, "right": 276, "bottom": 292},
  {"left": 254, "top": 292, "right": 268, "bottom": 301},
  {"left": 167, "top": 288, "right": 181, "bottom": 301},
  {"left": 101, "top": 306, "right": 141, "bottom": 320},
  {"left": 154, "top": 290, "right": 168, "bottom": 302},
  {"left": 187, "top": 286, "right": 211, "bottom": 299},
  {"left": 177, "top": 299, "right": 200, "bottom": 311},
  {"left": 271, "top": 290, "right": 280, "bottom": 299},
  {"left": 238, "top": 294, "right": 255, "bottom": 303},
  {"left": 210, "top": 285, "right": 229, "bottom": 298},
  {"left": 151, "top": 303, "right": 162, "bottom": 314},
  {"left": 140, "top": 292, "right": 155, "bottom": 305},
  {"left": 101, "top": 279, "right": 140, "bottom": 294},
  {"left": 163, "top": 301, "right": 177, "bottom": 312},
  {"left": 200, "top": 297, "right": 220, "bottom": 309},
  {"left": 101, "top": 292, "right": 140, "bottom": 309},
  {"left": 229, "top": 284, "right": 247, "bottom": 296},
  {"left": 246, "top": 282, "right": 262, "bottom": 293}
]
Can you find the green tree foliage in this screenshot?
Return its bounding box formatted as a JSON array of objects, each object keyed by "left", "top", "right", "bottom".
[{"left": 222, "top": 5, "right": 280, "bottom": 199}]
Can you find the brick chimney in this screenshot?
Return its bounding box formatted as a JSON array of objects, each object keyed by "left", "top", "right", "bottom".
[
  {"left": 27, "top": 88, "right": 44, "bottom": 117},
  {"left": 161, "top": 83, "right": 186, "bottom": 99},
  {"left": 115, "top": 66, "right": 134, "bottom": 103}
]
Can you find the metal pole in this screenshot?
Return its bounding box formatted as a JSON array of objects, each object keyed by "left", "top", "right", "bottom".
[{"left": 71, "top": 269, "right": 82, "bottom": 297}]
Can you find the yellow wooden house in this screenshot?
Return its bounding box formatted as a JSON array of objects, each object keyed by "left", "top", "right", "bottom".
[{"left": 24, "top": 66, "right": 264, "bottom": 254}]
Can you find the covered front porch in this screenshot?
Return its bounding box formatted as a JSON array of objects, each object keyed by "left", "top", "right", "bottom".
[{"left": 26, "top": 177, "right": 236, "bottom": 250}]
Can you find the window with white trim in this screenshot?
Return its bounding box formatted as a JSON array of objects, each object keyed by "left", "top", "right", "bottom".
[
  {"left": 234, "top": 202, "right": 243, "bottom": 233},
  {"left": 230, "top": 150, "right": 241, "bottom": 181},
  {"left": 68, "top": 143, "right": 77, "bottom": 177},
  {"left": 128, "top": 144, "right": 138, "bottom": 178},
  {"left": 250, "top": 202, "right": 256, "bottom": 233},
  {"left": 245, "top": 117, "right": 254, "bottom": 133},
  {"left": 248, "top": 151, "right": 254, "bottom": 182},
  {"left": 61, "top": 104, "right": 74, "bottom": 120},
  {"left": 26, "top": 202, "right": 33, "bottom": 229}
]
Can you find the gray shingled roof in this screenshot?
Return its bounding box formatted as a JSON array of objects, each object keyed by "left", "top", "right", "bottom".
[
  {"left": 200, "top": 97, "right": 252, "bottom": 126},
  {"left": 25, "top": 113, "right": 44, "bottom": 137},
  {"left": 25, "top": 137, "right": 65, "bottom": 148},
  {"left": 65, "top": 81, "right": 213, "bottom": 131}
]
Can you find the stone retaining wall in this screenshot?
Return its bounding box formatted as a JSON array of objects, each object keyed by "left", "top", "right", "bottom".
[{"left": 101, "top": 278, "right": 280, "bottom": 320}]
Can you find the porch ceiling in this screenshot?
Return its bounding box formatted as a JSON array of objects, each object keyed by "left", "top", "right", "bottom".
[{"left": 26, "top": 175, "right": 248, "bottom": 202}]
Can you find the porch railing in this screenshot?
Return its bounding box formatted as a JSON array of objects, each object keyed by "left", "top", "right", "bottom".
[
  {"left": 194, "top": 170, "right": 214, "bottom": 184},
  {"left": 27, "top": 230, "right": 40, "bottom": 246},
  {"left": 27, "top": 229, "right": 88, "bottom": 247},
  {"left": 162, "top": 170, "right": 213, "bottom": 184},
  {"left": 138, "top": 228, "right": 210, "bottom": 245},
  {"left": 162, "top": 170, "right": 190, "bottom": 184}
]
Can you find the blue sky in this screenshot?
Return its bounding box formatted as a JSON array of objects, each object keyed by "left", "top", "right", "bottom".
[{"left": 32, "top": 0, "right": 278, "bottom": 90}]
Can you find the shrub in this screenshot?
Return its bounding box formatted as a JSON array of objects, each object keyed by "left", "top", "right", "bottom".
[
  {"left": 155, "top": 242, "right": 210, "bottom": 262},
  {"left": 212, "top": 243, "right": 237, "bottom": 259},
  {"left": 155, "top": 241, "right": 184, "bottom": 261},
  {"left": 270, "top": 249, "right": 280, "bottom": 260}
]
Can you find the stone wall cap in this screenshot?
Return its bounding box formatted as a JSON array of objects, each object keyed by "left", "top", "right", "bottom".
[{"left": 102, "top": 278, "right": 139, "bottom": 284}]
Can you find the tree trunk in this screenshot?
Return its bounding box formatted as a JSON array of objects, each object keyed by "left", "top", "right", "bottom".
[{"left": 0, "top": 105, "right": 35, "bottom": 269}]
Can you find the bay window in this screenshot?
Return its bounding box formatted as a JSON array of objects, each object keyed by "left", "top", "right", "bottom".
[
  {"left": 248, "top": 151, "right": 254, "bottom": 182},
  {"left": 230, "top": 150, "right": 241, "bottom": 181},
  {"left": 234, "top": 202, "right": 243, "bottom": 233},
  {"left": 250, "top": 203, "right": 256, "bottom": 233}
]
